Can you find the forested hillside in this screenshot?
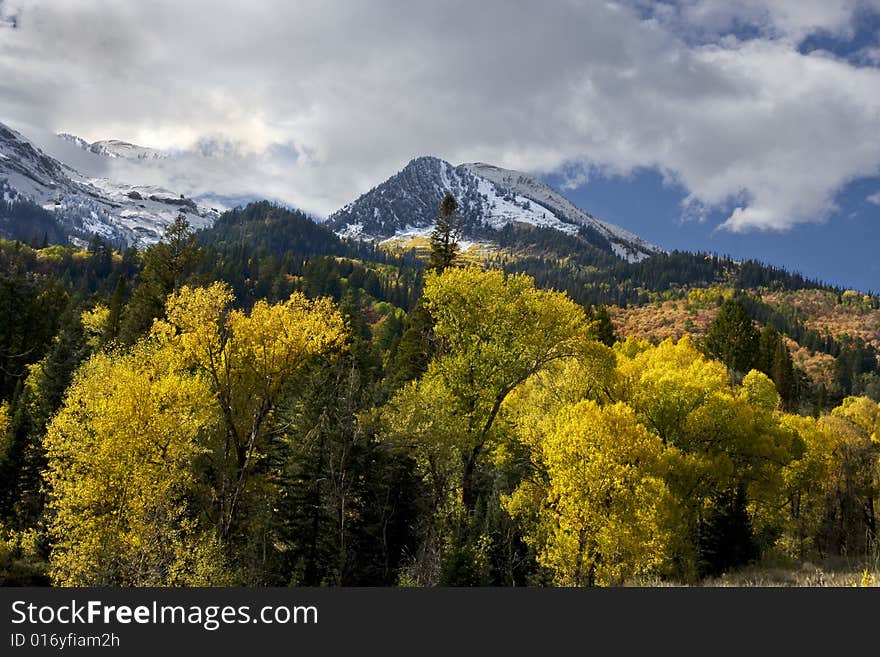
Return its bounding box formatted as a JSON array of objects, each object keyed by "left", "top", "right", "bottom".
[{"left": 0, "top": 201, "right": 877, "bottom": 587}]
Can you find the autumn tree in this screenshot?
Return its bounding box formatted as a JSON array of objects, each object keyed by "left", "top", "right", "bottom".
[
  {"left": 44, "top": 282, "right": 346, "bottom": 585},
  {"left": 383, "top": 268, "right": 597, "bottom": 511},
  {"left": 505, "top": 401, "right": 673, "bottom": 586},
  {"left": 152, "top": 283, "right": 346, "bottom": 560},
  {"left": 379, "top": 268, "right": 601, "bottom": 583},
  {"left": 819, "top": 397, "right": 879, "bottom": 551},
  {"left": 613, "top": 339, "right": 792, "bottom": 578},
  {"left": 44, "top": 344, "right": 228, "bottom": 586},
  {"left": 777, "top": 414, "right": 838, "bottom": 559}
]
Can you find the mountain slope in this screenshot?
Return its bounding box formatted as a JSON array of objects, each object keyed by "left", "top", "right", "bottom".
[
  {"left": 58, "top": 132, "right": 167, "bottom": 160},
  {"left": 0, "top": 122, "right": 216, "bottom": 245},
  {"left": 326, "top": 156, "right": 661, "bottom": 262},
  {"left": 463, "top": 163, "right": 657, "bottom": 261}
]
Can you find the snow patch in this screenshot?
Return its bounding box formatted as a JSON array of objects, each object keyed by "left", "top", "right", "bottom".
[
  {"left": 611, "top": 242, "right": 650, "bottom": 263},
  {"left": 463, "top": 162, "right": 662, "bottom": 259}
]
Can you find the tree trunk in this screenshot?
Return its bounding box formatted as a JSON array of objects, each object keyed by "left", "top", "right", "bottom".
[{"left": 461, "top": 445, "right": 482, "bottom": 512}]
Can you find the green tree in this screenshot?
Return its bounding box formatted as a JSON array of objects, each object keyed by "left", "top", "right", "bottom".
[
  {"left": 276, "top": 353, "right": 425, "bottom": 586},
  {"left": 589, "top": 304, "right": 617, "bottom": 347},
  {"left": 118, "top": 215, "right": 202, "bottom": 345},
  {"left": 428, "top": 192, "right": 462, "bottom": 273},
  {"left": 771, "top": 339, "right": 797, "bottom": 411},
  {"left": 102, "top": 275, "right": 127, "bottom": 345},
  {"left": 757, "top": 325, "right": 781, "bottom": 375},
  {"left": 704, "top": 297, "right": 759, "bottom": 375},
  {"left": 389, "top": 299, "right": 435, "bottom": 388},
  {"left": 757, "top": 325, "right": 797, "bottom": 410},
  {"left": 0, "top": 306, "right": 88, "bottom": 528}
]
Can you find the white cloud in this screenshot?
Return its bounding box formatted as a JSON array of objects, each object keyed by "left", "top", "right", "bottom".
[
  {"left": 868, "top": 191, "right": 880, "bottom": 205},
  {"left": 0, "top": 0, "right": 878, "bottom": 231}
]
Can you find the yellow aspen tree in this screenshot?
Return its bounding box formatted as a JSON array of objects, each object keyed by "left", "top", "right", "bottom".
[
  {"left": 404, "top": 267, "right": 599, "bottom": 512},
  {"left": 44, "top": 344, "right": 225, "bottom": 585},
  {"left": 152, "top": 282, "right": 346, "bottom": 541},
  {"left": 506, "top": 401, "right": 673, "bottom": 586}
]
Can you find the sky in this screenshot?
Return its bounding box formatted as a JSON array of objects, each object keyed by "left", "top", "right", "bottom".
[{"left": 0, "top": 0, "right": 879, "bottom": 291}]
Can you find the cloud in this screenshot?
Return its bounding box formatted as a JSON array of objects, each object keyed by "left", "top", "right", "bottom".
[
  {"left": 639, "top": 0, "right": 880, "bottom": 43},
  {"left": 0, "top": 0, "right": 879, "bottom": 231},
  {"left": 0, "top": 0, "right": 18, "bottom": 28},
  {"left": 868, "top": 191, "right": 880, "bottom": 205},
  {"left": 857, "top": 45, "right": 880, "bottom": 64}
]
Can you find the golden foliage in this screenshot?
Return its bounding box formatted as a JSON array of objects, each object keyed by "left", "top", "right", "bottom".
[
  {"left": 44, "top": 283, "right": 347, "bottom": 585},
  {"left": 44, "top": 343, "right": 224, "bottom": 586},
  {"left": 505, "top": 401, "right": 673, "bottom": 586}
]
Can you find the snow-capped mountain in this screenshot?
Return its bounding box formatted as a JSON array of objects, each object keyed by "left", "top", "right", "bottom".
[
  {"left": 58, "top": 133, "right": 167, "bottom": 161},
  {"left": 326, "top": 156, "right": 660, "bottom": 262},
  {"left": 1, "top": 122, "right": 217, "bottom": 245},
  {"left": 463, "top": 163, "right": 658, "bottom": 262},
  {"left": 3, "top": 122, "right": 661, "bottom": 261}
]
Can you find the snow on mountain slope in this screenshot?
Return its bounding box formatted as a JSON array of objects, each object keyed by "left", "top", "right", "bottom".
[
  {"left": 462, "top": 163, "right": 659, "bottom": 262},
  {"left": 56, "top": 133, "right": 90, "bottom": 151},
  {"left": 59, "top": 133, "right": 167, "bottom": 161},
  {"left": 6, "top": 122, "right": 661, "bottom": 261},
  {"left": 327, "top": 156, "right": 662, "bottom": 262},
  {"left": 80, "top": 177, "right": 216, "bottom": 241},
  {"left": 1, "top": 124, "right": 74, "bottom": 195},
  {"left": 1, "top": 123, "right": 216, "bottom": 245}
]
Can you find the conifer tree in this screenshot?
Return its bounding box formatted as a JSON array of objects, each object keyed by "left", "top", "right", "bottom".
[
  {"left": 103, "top": 275, "right": 127, "bottom": 345},
  {"left": 590, "top": 304, "right": 617, "bottom": 347},
  {"left": 118, "top": 216, "right": 201, "bottom": 346},
  {"left": 428, "top": 192, "right": 461, "bottom": 273},
  {"left": 771, "top": 339, "right": 796, "bottom": 410},
  {"left": 704, "top": 297, "right": 760, "bottom": 375}
]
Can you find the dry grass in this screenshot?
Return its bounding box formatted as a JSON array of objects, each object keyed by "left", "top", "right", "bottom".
[
  {"left": 632, "top": 554, "right": 880, "bottom": 587},
  {"left": 702, "top": 562, "right": 878, "bottom": 587},
  {"left": 378, "top": 236, "right": 496, "bottom": 265}
]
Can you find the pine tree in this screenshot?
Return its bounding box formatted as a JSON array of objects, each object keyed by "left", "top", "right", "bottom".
[
  {"left": 590, "top": 304, "right": 616, "bottom": 347},
  {"left": 757, "top": 325, "right": 781, "bottom": 375},
  {"left": 103, "top": 275, "right": 127, "bottom": 345},
  {"left": 771, "top": 339, "right": 796, "bottom": 411},
  {"left": 757, "top": 324, "right": 797, "bottom": 410},
  {"left": 118, "top": 216, "right": 201, "bottom": 346},
  {"left": 697, "top": 485, "right": 757, "bottom": 577},
  {"left": 389, "top": 300, "right": 435, "bottom": 389},
  {"left": 704, "top": 297, "right": 759, "bottom": 375},
  {"left": 428, "top": 192, "right": 461, "bottom": 273}
]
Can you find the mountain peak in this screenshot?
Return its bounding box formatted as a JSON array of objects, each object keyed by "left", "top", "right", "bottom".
[
  {"left": 57, "top": 132, "right": 167, "bottom": 160},
  {"left": 0, "top": 122, "right": 216, "bottom": 245},
  {"left": 327, "top": 155, "right": 661, "bottom": 262}
]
